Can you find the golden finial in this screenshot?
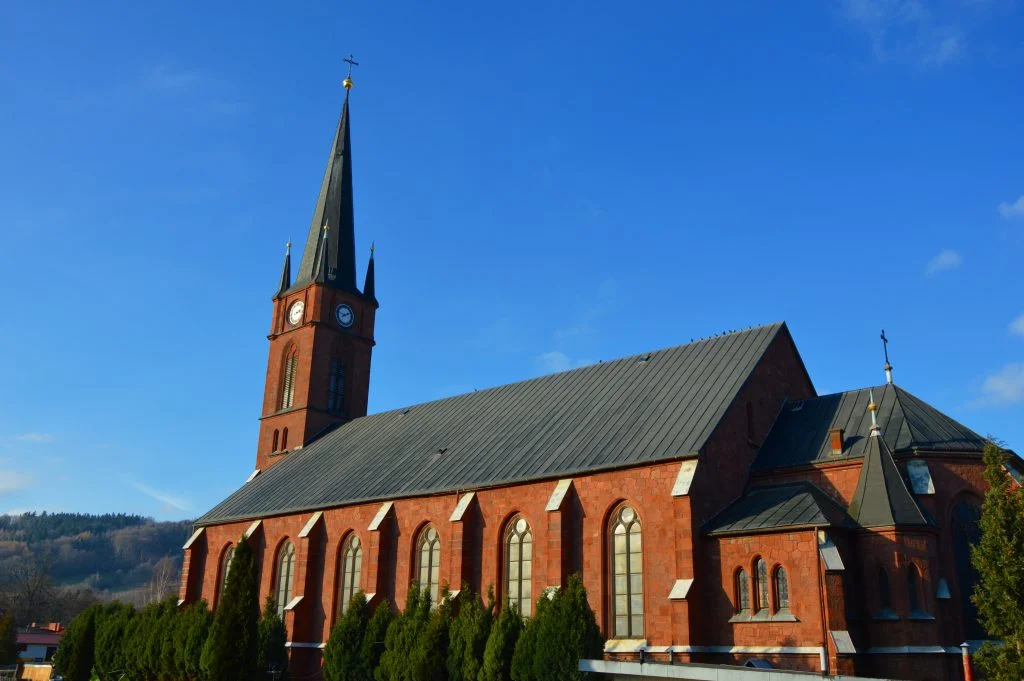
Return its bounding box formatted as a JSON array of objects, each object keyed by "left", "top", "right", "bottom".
[
  {"left": 323, "top": 220, "right": 330, "bottom": 234},
  {"left": 343, "top": 54, "right": 359, "bottom": 90},
  {"left": 868, "top": 388, "right": 879, "bottom": 433},
  {"left": 285, "top": 239, "right": 291, "bottom": 255}
]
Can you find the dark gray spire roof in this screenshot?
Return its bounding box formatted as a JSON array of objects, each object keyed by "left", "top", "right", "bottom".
[
  {"left": 751, "top": 384, "right": 985, "bottom": 471},
  {"left": 290, "top": 91, "right": 358, "bottom": 294},
  {"left": 198, "top": 323, "right": 793, "bottom": 525},
  {"left": 847, "top": 429, "right": 931, "bottom": 528},
  {"left": 275, "top": 244, "right": 291, "bottom": 298},
  {"left": 363, "top": 248, "right": 376, "bottom": 305}
]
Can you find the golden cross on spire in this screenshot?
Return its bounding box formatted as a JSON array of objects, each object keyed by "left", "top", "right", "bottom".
[{"left": 343, "top": 54, "right": 359, "bottom": 90}]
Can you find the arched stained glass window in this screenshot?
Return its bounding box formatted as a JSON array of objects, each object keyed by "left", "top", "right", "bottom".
[
  {"left": 907, "top": 565, "right": 921, "bottom": 613},
  {"left": 281, "top": 350, "right": 298, "bottom": 409},
  {"left": 275, "top": 541, "right": 296, "bottom": 617},
  {"left": 218, "top": 545, "right": 235, "bottom": 606},
  {"left": 338, "top": 534, "right": 363, "bottom": 614},
  {"left": 417, "top": 526, "right": 441, "bottom": 606},
  {"left": 951, "top": 498, "right": 983, "bottom": 638},
  {"left": 506, "top": 516, "right": 533, "bottom": 616},
  {"left": 736, "top": 569, "right": 750, "bottom": 613},
  {"left": 754, "top": 558, "right": 769, "bottom": 612},
  {"left": 879, "top": 567, "right": 892, "bottom": 610},
  {"left": 610, "top": 504, "right": 643, "bottom": 638},
  {"left": 774, "top": 565, "right": 789, "bottom": 611}
]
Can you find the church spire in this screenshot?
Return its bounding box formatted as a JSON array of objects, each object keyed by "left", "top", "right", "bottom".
[
  {"left": 275, "top": 240, "right": 292, "bottom": 298},
  {"left": 292, "top": 72, "right": 358, "bottom": 294},
  {"left": 363, "top": 242, "right": 377, "bottom": 305}
]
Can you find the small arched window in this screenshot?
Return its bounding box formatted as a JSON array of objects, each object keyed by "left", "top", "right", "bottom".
[
  {"left": 907, "top": 565, "right": 922, "bottom": 613},
  {"left": 272, "top": 430, "right": 280, "bottom": 452},
  {"left": 338, "top": 534, "right": 363, "bottom": 615},
  {"left": 774, "top": 565, "right": 789, "bottom": 611},
  {"left": 879, "top": 567, "right": 892, "bottom": 610},
  {"left": 416, "top": 526, "right": 441, "bottom": 606},
  {"left": 505, "top": 516, "right": 533, "bottom": 616},
  {"left": 281, "top": 350, "right": 298, "bottom": 409},
  {"left": 754, "top": 558, "right": 769, "bottom": 612},
  {"left": 736, "top": 569, "right": 751, "bottom": 613},
  {"left": 328, "top": 359, "right": 347, "bottom": 415},
  {"left": 610, "top": 504, "right": 643, "bottom": 638},
  {"left": 218, "top": 545, "right": 235, "bottom": 605},
  {"left": 275, "top": 541, "right": 297, "bottom": 617},
  {"left": 281, "top": 427, "right": 289, "bottom": 451}
]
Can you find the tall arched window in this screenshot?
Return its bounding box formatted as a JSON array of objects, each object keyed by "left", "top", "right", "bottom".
[
  {"left": 281, "top": 427, "right": 289, "bottom": 450},
  {"left": 281, "top": 350, "right": 298, "bottom": 409},
  {"left": 610, "top": 504, "right": 643, "bottom": 638},
  {"left": 736, "top": 569, "right": 750, "bottom": 613},
  {"left": 907, "top": 565, "right": 922, "bottom": 614},
  {"left": 505, "top": 516, "right": 533, "bottom": 616},
  {"left": 272, "top": 430, "right": 280, "bottom": 452},
  {"left": 878, "top": 567, "right": 892, "bottom": 610},
  {"left": 275, "top": 541, "right": 296, "bottom": 617},
  {"left": 774, "top": 565, "right": 789, "bottom": 611},
  {"left": 754, "top": 558, "right": 769, "bottom": 612},
  {"left": 951, "top": 498, "right": 983, "bottom": 638},
  {"left": 218, "top": 545, "right": 235, "bottom": 606},
  {"left": 416, "top": 526, "right": 441, "bottom": 606},
  {"left": 328, "top": 359, "right": 346, "bottom": 415},
  {"left": 338, "top": 534, "right": 363, "bottom": 615}
]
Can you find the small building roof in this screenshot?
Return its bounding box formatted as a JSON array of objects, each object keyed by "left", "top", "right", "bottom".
[
  {"left": 752, "top": 384, "right": 985, "bottom": 472},
  {"left": 199, "top": 323, "right": 797, "bottom": 525},
  {"left": 703, "top": 481, "right": 855, "bottom": 536},
  {"left": 848, "top": 430, "right": 931, "bottom": 528}
]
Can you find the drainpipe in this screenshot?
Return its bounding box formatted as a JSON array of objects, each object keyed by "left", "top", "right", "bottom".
[
  {"left": 960, "top": 643, "right": 973, "bottom": 681},
  {"left": 815, "top": 528, "right": 829, "bottom": 674}
]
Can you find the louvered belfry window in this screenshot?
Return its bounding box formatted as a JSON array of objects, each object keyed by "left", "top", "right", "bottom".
[
  {"left": 417, "top": 526, "right": 441, "bottom": 607},
  {"left": 275, "top": 541, "right": 296, "bottom": 617},
  {"left": 281, "top": 352, "right": 298, "bottom": 409},
  {"left": 610, "top": 504, "right": 643, "bottom": 638},
  {"left": 339, "top": 534, "right": 363, "bottom": 614},
  {"left": 328, "top": 359, "right": 346, "bottom": 415},
  {"left": 506, "top": 516, "right": 533, "bottom": 616}
]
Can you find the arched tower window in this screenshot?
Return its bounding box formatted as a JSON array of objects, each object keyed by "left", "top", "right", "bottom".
[
  {"left": 774, "top": 565, "right": 789, "bottom": 611},
  {"left": 416, "top": 525, "right": 441, "bottom": 606},
  {"left": 272, "top": 430, "right": 280, "bottom": 452},
  {"left": 736, "top": 569, "right": 750, "bottom": 613},
  {"left": 754, "top": 558, "right": 769, "bottom": 612},
  {"left": 610, "top": 504, "right": 643, "bottom": 638},
  {"left": 281, "top": 349, "right": 298, "bottom": 409},
  {"left": 328, "top": 359, "right": 347, "bottom": 415},
  {"left": 951, "top": 498, "right": 983, "bottom": 638},
  {"left": 878, "top": 566, "right": 892, "bottom": 611},
  {"left": 275, "top": 540, "right": 296, "bottom": 617},
  {"left": 217, "top": 545, "right": 235, "bottom": 606},
  {"left": 505, "top": 516, "right": 533, "bottom": 616},
  {"left": 907, "top": 565, "right": 922, "bottom": 614},
  {"left": 281, "top": 427, "right": 289, "bottom": 450},
  {"left": 338, "top": 534, "right": 363, "bottom": 615}
]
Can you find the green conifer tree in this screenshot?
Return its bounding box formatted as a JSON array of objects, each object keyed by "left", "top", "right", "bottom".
[
  {"left": 324, "top": 591, "right": 370, "bottom": 681},
  {"left": 971, "top": 441, "right": 1024, "bottom": 680},
  {"left": 0, "top": 610, "right": 19, "bottom": 665},
  {"left": 376, "top": 586, "right": 432, "bottom": 681},
  {"left": 412, "top": 586, "right": 454, "bottom": 681},
  {"left": 447, "top": 587, "right": 493, "bottom": 681},
  {"left": 361, "top": 600, "right": 394, "bottom": 678},
  {"left": 53, "top": 604, "right": 99, "bottom": 681},
  {"left": 201, "top": 535, "right": 260, "bottom": 681},
  {"left": 257, "top": 595, "right": 291, "bottom": 681},
  {"left": 94, "top": 602, "right": 134, "bottom": 681},
  {"left": 478, "top": 599, "right": 523, "bottom": 681},
  {"left": 530, "top": 575, "right": 603, "bottom": 681},
  {"left": 174, "top": 600, "right": 212, "bottom": 681},
  {"left": 509, "top": 595, "right": 548, "bottom": 681}
]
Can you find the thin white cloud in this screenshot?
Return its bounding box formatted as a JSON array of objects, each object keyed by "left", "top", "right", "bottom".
[
  {"left": 840, "top": 0, "right": 967, "bottom": 66},
  {"left": 14, "top": 432, "right": 54, "bottom": 443},
  {"left": 0, "top": 470, "right": 34, "bottom": 494},
  {"left": 974, "top": 363, "right": 1024, "bottom": 406},
  {"left": 131, "top": 481, "right": 192, "bottom": 513},
  {"left": 535, "top": 351, "right": 594, "bottom": 374},
  {"left": 143, "top": 64, "right": 203, "bottom": 92},
  {"left": 998, "top": 195, "right": 1024, "bottom": 219},
  {"left": 1011, "top": 314, "right": 1024, "bottom": 337},
  {"left": 926, "top": 249, "right": 961, "bottom": 276}
]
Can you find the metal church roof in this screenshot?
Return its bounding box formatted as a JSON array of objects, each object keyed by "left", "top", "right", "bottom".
[
  {"left": 198, "top": 323, "right": 792, "bottom": 526},
  {"left": 751, "top": 384, "right": 985, "bottom": 472},
  {"left": 704, "top": 482, "right": 855, "bottom": 536}
]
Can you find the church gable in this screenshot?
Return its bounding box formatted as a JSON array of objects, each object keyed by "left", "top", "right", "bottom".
[{"left": 199, "top": 322, "right": 797, "bottom": 525}]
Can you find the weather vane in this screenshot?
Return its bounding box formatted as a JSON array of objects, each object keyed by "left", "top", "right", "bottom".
[
  {"left": 343, "top": 54, "right": 359, "bottom": 90},
  {"left": 880, "top": 329, "right": 893, "bottom": 385}
]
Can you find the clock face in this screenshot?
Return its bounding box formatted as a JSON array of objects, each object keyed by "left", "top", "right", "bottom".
[
  {"left": 287, "top": 301, "right": 305, "bottom": 326},
  {"left": 335, "top": 304, "right": 355, "bottom": 328}
]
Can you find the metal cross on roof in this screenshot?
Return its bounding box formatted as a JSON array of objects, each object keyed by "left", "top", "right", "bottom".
[
  {"left": 344, "top": 54, "right": 359, "bottom": 78},
  {"left": 880, "top": 329, "right": 893, "bottom": 384}
]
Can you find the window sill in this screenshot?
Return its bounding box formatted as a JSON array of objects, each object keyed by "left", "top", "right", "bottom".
[
  {"left": 908, "top": 610, "right": 935, "bottom": 621},
  {"left": 729, "top": 609, "right": 798, "bottom": 623},
  {"left": 871, "top": 609, "right": 900, "bottom": 621},
  {"left": 605, "top": 639, "right": 648, "bottom": 653}
]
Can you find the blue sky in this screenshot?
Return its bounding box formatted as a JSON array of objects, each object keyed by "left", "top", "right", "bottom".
[{"left": 1, "top": 1, "right": 1022, "bottom": 521}]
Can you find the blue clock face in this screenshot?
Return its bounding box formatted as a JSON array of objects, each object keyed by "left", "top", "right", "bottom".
[{"left": 335, "top": 304, "right": 355, "bottom": 328}]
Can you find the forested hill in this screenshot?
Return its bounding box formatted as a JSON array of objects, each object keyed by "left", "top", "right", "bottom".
[{"left": 0, "top": 512, "right": 193, "bottom": 624}]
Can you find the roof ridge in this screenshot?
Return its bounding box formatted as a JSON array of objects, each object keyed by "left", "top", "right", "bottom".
[{"left": 888, "top": 384, "right": 922, "bottom": 447}]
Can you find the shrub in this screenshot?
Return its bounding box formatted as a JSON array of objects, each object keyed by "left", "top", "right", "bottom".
[
  {"left": 531, "top": 575, "right": 603, "bottom": 681},
  {"left": 257, "top": 595, "right": 291, "bottom": 681},
  {"left": 360, "top": 599, "right": 394, "bottom": 676},
  {"left": 324, "top": 591, "right": 370, "bottom": 681},
  {"left": 201, "top": 535, "right": 259, "bottom": 681},
  {"left": 447, "top": 587, "right": 493, "bottom": 681},
  {"left": 478, "top": 598, "right": 523, "bottom": 681},
  {"left": 53, "top": 604, "right": 99, "bottom": 681}
]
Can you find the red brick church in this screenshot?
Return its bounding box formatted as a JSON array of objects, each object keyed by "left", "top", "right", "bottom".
[{"left": 178, "top": 75, "right": 1021, "bottom": 681}]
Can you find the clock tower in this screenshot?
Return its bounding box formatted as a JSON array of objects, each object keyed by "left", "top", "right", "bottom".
[{"left": 256, "top": 76, "right": 377, "bottom": 471}]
